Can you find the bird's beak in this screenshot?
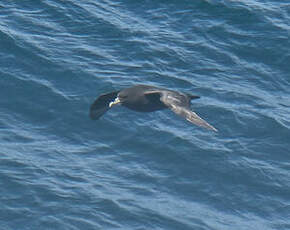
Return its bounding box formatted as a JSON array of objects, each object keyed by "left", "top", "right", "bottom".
[{"left": 109, "top": 97, "right": 121, "bottom": 107}]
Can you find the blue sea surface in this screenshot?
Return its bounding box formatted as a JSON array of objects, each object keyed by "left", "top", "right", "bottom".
[{"left": 1, "top": 1, "right": 290, "bottom": 229}]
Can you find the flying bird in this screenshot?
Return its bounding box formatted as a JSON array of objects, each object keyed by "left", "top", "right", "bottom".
[{"left": 90, "top": 85, "right": 217, "bottom": 132}]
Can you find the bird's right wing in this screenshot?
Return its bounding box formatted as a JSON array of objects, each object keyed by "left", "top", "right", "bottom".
[
  {"left": 90, "top": 91, "right": 119, "bottom": 120},
  {"left": 160, "top": 92, "right": 218, "bottom": 132}
]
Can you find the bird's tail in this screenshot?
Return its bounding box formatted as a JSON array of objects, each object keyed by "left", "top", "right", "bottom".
[{"left": 188, "top": 94, "right": 200, "bottom": 100}]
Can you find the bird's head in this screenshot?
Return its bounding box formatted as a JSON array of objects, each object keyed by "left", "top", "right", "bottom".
[{"left": 109, "top": 91, "right": 128, "bottom": 107}]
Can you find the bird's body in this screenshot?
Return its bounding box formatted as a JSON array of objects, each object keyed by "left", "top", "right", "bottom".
[
  {"left": 90, "top": 85, "right": 217, "bottom": 132},
  {"left": 117, "top": 85, "right": 167, "bottom": 112}
]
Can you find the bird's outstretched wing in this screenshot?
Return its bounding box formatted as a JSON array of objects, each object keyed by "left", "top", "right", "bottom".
[
  {"left": 166, "top": 103, "right": 217, "bottom": 131},
  {"left": 157, "top": 91, "right": 217, "bottom": 132},
  {"left": 90, "top": 91, "right": 119, "bottom": 120}
]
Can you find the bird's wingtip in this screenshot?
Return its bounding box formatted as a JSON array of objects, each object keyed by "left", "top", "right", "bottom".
[{"left": 212, "top": 127, "right": 218, "bottom": 132}]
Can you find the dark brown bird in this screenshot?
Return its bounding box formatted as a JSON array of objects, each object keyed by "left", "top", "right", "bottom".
[{"left": 90, "top": 85, "right": 217, "bottom": 132}]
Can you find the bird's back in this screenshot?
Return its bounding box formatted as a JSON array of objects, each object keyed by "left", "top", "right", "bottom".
[{"left": 121, "top": 85, "right": 167, "bottom": 112}]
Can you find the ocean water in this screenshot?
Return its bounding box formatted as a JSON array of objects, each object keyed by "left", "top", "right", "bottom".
[{"left": 1, "top": 1, "right": 290, "bottom": 229}]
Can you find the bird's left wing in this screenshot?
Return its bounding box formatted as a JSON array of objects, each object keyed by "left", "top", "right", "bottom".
[
  {"left": 159, "top": 91, "right": 218, "bottom": 132},
  {"left": 90, "top": 91, "right": 119, "bottom": 120}
]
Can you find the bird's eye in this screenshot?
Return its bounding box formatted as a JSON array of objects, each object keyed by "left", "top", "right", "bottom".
[{"left": 119, "top": 95, "right": 127, "bottom": 99}]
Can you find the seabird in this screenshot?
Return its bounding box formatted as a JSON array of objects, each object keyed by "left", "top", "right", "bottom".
[{"left": 90, "top": 85, "right": 217, "bottom": 132}]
